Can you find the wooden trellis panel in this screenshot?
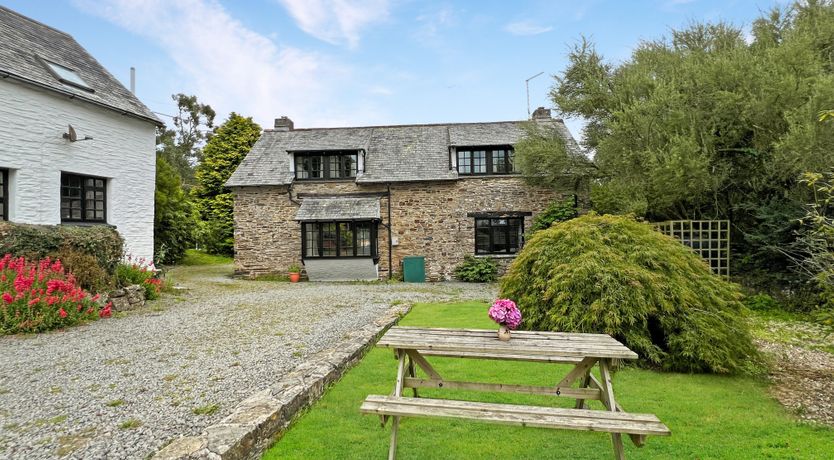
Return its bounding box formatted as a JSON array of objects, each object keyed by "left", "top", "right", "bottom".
[{"left": 654, "top": 220, "right": 730, "bottom": 278}]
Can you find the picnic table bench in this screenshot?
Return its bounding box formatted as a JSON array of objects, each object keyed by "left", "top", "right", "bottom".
[{"left": 360, "top": 326, "right": 670, "bottom": 459}]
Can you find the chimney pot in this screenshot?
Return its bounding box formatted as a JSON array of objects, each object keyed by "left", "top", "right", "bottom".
[
  {"left": 274, "top": 116, "right": 294, "bottom": 131},
  {"left": 532, "top": 107, "right": 552, "bottom": 120}
]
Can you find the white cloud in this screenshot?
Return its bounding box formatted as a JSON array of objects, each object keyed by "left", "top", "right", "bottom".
[
  {"left": 71, "top": 0, "right": 366, "bottom": 128},
  {"left": 367, "top": 85, "right": 393, "bottom": 96},
  {"left": 277, "top": 0, "right": 389, "bottom": 48},
  {"left": 413, "top": 5, "right": 456, "bottom": 47},
  {"left": 504, "top": 21, "right": 553, "bottom": 36}
]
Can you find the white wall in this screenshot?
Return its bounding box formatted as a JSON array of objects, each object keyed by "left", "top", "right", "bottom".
[{"left": 0, "top": 79, "right": 156, "bottom": 260}]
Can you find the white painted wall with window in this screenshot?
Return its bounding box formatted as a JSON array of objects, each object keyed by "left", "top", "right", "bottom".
[{"left": 0, "top": 79, "right": 156, "bottom": 260}]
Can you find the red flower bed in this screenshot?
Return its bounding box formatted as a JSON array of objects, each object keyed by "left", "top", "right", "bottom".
[{"left": 0, "top": 254, "right": 111, "bottom": 334}]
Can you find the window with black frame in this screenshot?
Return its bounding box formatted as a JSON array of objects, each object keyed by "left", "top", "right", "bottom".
[
  {"left": 0, "top": 169, "right": 7, "bottom": 221},
  {"left": 61, "top": 173, "right": 106, "bottom": 223},
  {"left": 302, "top": 221, "right": 376, "bottom": 258},
  {"left": 475, "top": 217, "right": 524, "bottom": 254},
  {"left": 457, "top": 147, "right": 515, "bottom": 175},
  {"left": 295, "top": 151, "right": 358, "bottom": 180}
]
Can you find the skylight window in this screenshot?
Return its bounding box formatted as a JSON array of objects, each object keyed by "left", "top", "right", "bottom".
[{"left": 41, "top": 59, "right": 93, "bottom": 92}]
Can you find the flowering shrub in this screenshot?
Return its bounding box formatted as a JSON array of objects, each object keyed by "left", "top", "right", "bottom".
[
  {"left": 115, "top": 256, "right": 162, "bottom": 300},
  {"left": 0, "top": 254, "right": 111, "bottom": 334},
  {"left": 488, "top": 299, "right": 522, "bottom": 330}
]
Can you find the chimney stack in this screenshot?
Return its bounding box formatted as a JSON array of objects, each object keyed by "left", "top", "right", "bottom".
[
  {"left": 130, "top": 67, "right": 135, "bottom": 94},
  {"left": 531, "top": 107, "right": 551, "bottom": 120},
  {"left": 274, "top": 116, "right": 294, "bottom": 131}
]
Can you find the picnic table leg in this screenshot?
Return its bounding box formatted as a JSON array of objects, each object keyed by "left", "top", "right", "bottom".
[
  {"left": 388, "top": 349, "right": 407, "bottom": 460},
  {"left": 407, "top": 356, "right": 418, "bottom": 398},
  {"left": 599, "top": 358, "right": 625, "bottom": 460},
  {"left": 574, "top": 370, "right": 592, "bottom": 409}
]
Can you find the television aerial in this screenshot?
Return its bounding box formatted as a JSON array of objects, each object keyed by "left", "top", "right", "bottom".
[{"left": 62, "top": 125, "right": 93, "bottom": 142}]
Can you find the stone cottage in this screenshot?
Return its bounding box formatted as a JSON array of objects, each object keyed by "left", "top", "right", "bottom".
[
  {"left": 0, "top": 6, "right": 161, "bottom": 260},
  {"left": 226, "top": 108, "right": 583, "bottom": 281}
]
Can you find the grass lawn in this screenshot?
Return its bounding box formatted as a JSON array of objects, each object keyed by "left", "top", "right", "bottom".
[
  {"left": 264, "top": 302, "right": 834, "bottom": 459},
  {"left": 179, "top": 249, "right": 233, "bottom": 266}
]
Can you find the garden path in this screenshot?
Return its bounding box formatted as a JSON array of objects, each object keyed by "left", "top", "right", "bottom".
[
  {"left": 0, "top": 264, "right": 495, "bottom": 460},
  {"left": 755, "top": 318, "right": 834, "bottom": 426}
]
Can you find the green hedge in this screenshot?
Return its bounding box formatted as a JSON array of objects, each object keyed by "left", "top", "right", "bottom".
[
  {"left": 453, "top": 255, "right": 498, "bottom": 282},
  {"left": 0, "top": 222, "right": 123, "bottom": 274}
]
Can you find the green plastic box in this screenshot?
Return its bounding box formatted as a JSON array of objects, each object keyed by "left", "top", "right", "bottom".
[{"left": 402, "top": 256, "right": 426, "bottom": 283}]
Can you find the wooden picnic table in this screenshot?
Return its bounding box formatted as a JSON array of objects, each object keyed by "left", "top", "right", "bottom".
[{"left": 360, "top": 326, "right": 670, "bottom": 459}]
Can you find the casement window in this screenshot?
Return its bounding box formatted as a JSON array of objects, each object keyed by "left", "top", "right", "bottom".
[
  {"left": 0, "top": 169, "right": 7, "bottom": 221},
  {"left": 457, "top": 147, "right": 516, "bottom": 175},
  {"left": 475, "top": 217, "right": 524, "bottom": 254},
  {"left": 302, "top": 221, "right": 377, "bottom": 258},
  {"left": 295, "top": 151, "right": 358, "bottom": 180},
  {"left": 61, "top": 173, "right": 106, "bottom": 223}
]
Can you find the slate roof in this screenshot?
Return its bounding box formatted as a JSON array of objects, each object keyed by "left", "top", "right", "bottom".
[
  {"left": 295, "top": 197, "right": 381, "bottom": 221},
  {"left": 0, "top": 6, "right": 160, "bottom": 125},
  {"left": 227, "top": 118, "right": 580, "bottom": 186}
]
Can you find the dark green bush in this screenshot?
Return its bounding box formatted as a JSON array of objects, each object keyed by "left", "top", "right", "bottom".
[
  {"left": 529, "top": 198, "right": 578, "bottom": 234},
  {"left": 743, "top": 293, "right": 782, "bottom": 312},
  {"left": 499, "top": 213, "right": 760, "bottom": 374},
  {"left": 453, "top": 255, "right": 498, "bottom": 283},
  {"left": 155, "top": 156, "right": 196, "bottom": 265},
  {"left": 197, "top": 216, "right": 235, "bottom": 256},
  {"left": 52, "top": 247, "right": 113, "bottom": 293},
  {"left": 0, "top": 223, "right": 123, "bottom": 274}
]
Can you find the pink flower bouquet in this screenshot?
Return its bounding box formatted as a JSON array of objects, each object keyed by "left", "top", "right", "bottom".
[{"left": 488, "top": 299, "right": 522, "bottom": 330}]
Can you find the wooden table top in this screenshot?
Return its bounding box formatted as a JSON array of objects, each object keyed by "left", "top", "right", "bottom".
[{"left": 377, "top": 326, "right": 639, "bottom": 360}]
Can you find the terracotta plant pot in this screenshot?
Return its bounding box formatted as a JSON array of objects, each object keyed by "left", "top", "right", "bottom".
[
  {"left": 497, "top": 325, "right": 511, "bottom": 341},
  {"left": 288, "top": 272, "right": 300, "bottom": 283}
]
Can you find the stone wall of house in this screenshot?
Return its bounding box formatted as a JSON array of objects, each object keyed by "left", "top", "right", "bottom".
[
  {"left": 232, "top": 177, "right": 573, "bottom": 280},
  {"left": 232, "top": 185, "right": 297, "bottom": 276}
]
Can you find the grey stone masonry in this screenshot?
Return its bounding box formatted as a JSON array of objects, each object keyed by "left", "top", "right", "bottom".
[{"left": 106, "top": 284, "right": 146, "bottom": 312}]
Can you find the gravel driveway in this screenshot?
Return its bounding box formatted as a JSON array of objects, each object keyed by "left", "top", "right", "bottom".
[{"left": 0, "top": 264, "right": 495, "bottom": 459}]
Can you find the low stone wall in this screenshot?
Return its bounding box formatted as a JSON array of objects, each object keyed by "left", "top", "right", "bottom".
[
  {"left": 106, "top": 284, "right": 145, "bottom": 311},
  {"left": 153, "top": 303, "right": 410, "bottom": 460}
]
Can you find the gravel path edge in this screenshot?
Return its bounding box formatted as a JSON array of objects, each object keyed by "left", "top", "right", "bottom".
[{"left": 153, "top": 303, "right": 411, "bottom": 460}]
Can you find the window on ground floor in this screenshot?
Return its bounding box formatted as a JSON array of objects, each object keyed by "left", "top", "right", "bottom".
[
  {"left": 302, "top": 221, "right": 377, "bottom": 258},
  {"left": 61, "top": 172, "right": 106, "bottom": 223},
  {"left": 475, "top": 217, "right": 523, "bottom": 254}
]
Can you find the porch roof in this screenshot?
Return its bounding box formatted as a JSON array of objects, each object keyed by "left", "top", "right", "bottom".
[{"left": 294, "top": 197, "right": 381, "bottom": 221}]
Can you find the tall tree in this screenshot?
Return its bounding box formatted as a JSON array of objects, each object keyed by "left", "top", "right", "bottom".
[
  {"left": 157, "top": 94, "right": 216, "bottom": 187},
  {"left": 154, "top": 155, "right": 196, "bottom": 264},
  {"left": 522, "top": 2, "right": 834, "bottom": 296},
  {"left": 192, "top": 113, "right": 261, "bottom": 255}
]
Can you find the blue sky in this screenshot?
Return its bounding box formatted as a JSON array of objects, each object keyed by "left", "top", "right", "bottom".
[{"left": 3, "top": 0, "right": 788, "bottom": 138}]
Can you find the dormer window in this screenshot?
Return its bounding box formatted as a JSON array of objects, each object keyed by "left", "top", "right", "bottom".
[
  {"left": 295, "top": 151, "right": 358, "bottom": 180},
  {"left": 457, "top": 146, "right": 516, "bottom": 175},
  {"left": 40, "top": 58, "right": 94, "bottom": 93}
]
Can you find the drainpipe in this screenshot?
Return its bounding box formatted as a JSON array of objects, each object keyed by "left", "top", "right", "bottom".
[
  {"left": 387, "top": 183, "right": 393, "bottom": 281},
  {"left": 287, "top": 181, "right": 302, "bottom": 206}
]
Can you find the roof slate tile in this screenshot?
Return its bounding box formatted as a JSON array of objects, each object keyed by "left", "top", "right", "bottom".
[
  {"left": 227, "top": 119, "right": 580, "bottom": 187},
  {"left": 0, "top": 6, "right": 160, "bottom": 124}
]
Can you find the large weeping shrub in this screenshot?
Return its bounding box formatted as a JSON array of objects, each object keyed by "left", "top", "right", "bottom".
[{"left": 499, "top": 213, "right": 759, "bottom": 374}]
